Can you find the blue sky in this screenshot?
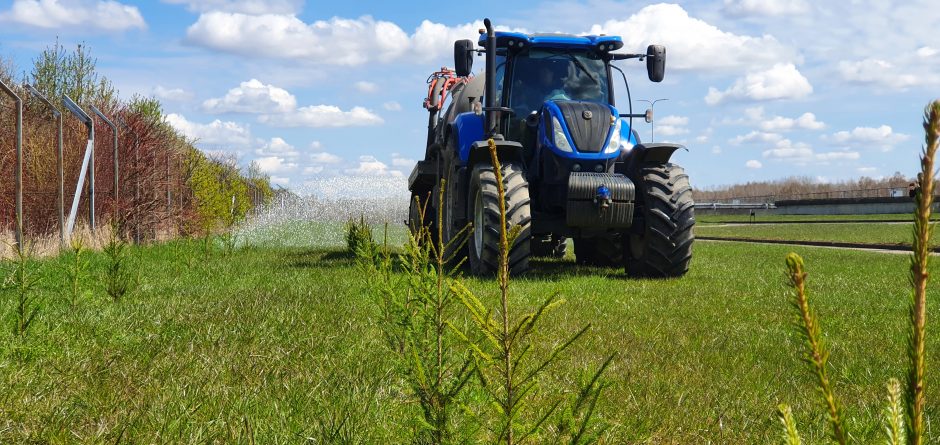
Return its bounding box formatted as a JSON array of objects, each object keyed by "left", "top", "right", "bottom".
[{"left": 1, "top": 0, "right": 937, "bottom": 191}]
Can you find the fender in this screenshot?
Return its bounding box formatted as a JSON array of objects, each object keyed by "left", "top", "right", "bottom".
[
  {"left": 467, "top": 139, "right": 525, "bottom": 165},
  {"left": 619, "top": 142, "right": 685, "bottom": 173}
]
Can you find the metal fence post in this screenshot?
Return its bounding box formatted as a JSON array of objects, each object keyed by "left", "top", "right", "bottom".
[
  {"left": 118, "top": 117, "right": 140, "bottom": 243},
  {"left": 63, "top": 95, "right": 94, "bottom": 235},
  {"left": 90, "top": 106, "right": 118, "bottom": 222},
  {"left": 0, "top": 79, "right": 24, "bottom": 247},
  {"left": 26, "top": 85, "right": 65, "bottom": 245}
]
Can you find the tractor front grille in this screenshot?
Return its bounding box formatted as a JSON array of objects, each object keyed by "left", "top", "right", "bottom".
[{"left": 555, "top": 101, "right": 612, "bottom": 153}]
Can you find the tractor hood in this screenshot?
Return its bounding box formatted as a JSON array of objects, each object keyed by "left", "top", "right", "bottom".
[{"left": 539, "top": 100, "right": 636, "bottom": 159}]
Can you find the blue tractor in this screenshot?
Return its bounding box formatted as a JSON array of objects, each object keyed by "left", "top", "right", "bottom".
[{"left": 408, "top": 18, "right": 694, "bottom": 277}]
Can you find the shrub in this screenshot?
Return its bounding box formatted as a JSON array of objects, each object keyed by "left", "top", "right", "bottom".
[
  {"left": 103, "top": 223, "right": 135, "bottom": 301},
  {"left": 2, "top": 244, "right": 41, "bottom": 336},
  {"left": 345, "top": 215, "right": 375, "bottom": 258}
]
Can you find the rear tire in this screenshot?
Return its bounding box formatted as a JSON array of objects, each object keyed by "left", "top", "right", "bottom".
[
  {"left": 574, "top": 234, "right": 622, "bottom": 267},
  {"left": 468, "top": 162, "right": 531, "bottom": 276},
  {"left": 625, "top": 163, "right": 695, "bottom": 278}
]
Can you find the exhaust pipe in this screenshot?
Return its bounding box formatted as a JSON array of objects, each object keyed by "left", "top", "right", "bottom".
[{"left": 484, "top": 18, "right": 498, "bottom": 139}]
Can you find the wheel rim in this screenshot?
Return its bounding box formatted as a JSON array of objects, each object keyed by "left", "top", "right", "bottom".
[{"left": 474, "top": 189, "right": 484, "bottom": 257}]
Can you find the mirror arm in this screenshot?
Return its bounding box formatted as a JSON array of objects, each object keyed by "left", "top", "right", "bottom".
[
  {"left": 611, "top": 64, "right": 634, "bottom": 137},
  {"left": 611, "top": 53, "right": 645, "bottom": 61}
]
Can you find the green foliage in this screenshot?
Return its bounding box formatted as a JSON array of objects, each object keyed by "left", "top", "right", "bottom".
[
  {"left": 345, "top": 215, "right": 375, "bottom": 259},
  {"left": 449, "top": 139, "right": 610, "bottom": 444},
  {"left": 30, "top": 40, "right": 116, "bottom": 107},
  {"left": 778, "top": 101, "right": 940, "bottom": 445},
  {"left": 62, "top": 238, "right": 89, "bottom": 306},
  {"left": 777, "top": 404, "right": 801, "bottom": 445},
  {"left": 784, "top": 253, "right": 849, "bottom": 444},
  {"left": 103, "top": 226, "right": 135, "bottom": 301},
  {"left": 187, "top": 150, "right": 256, "bottom": 235},
  {"left": 362, "top": 211, "right": 476, "bottom": 443},
  {"left": 884, "top": 379, "right": 905, "bottom": 445},
  {"left": 2, "top": 244, "right": 42, "bottom": 336},
  {"left": 906, "top": 100, "right": 939, "bottom": 445},
  {"left": 128, "top": 94, "right": 164, "bottom": 122}
]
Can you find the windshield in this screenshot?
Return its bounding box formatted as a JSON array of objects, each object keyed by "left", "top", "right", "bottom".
[{"left": 507, "top": 49, "right": 609, "bottom": 116}]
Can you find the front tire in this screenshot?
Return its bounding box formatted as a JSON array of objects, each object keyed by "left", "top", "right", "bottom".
[
  {"left": 468, "top": 162, "right": 531, "bottom": 276},
  {"left": 625, "top": 163, "right": 695, "bottom": 278}
]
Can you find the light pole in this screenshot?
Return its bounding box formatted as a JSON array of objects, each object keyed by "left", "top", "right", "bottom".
[{"left": 635, "top": 98, "right": 668, "bottom": 142}]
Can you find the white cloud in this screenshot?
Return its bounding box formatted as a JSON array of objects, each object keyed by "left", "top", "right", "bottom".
[
  {"left": 152, "top": 85, "right": 193, "bottom": 102},
  {"left": 761, "top": 140, "right": 813, "bottom": 160},
  {"left": 185, "top": 13, "right": 488, "bottom": 65},
  {"left": 730, "top": 131, "right": 783, "bottom": 145},
  {"left": 656, "top": 115, "right": 689, "bottom": 137},
  {"left": 391, "top": 153, "right": 415, "bottom": 168},
  {"left": 383, "top": 101, "right": 402, "bottom": 111},
  {"left": 838, "top": 58, "right": 924, "bottom": 89},
  {"left": 723, "top": 0, "right": 810, "bottom": 16},
  {"left": 705, "top": 63, "right": 813, "bottom": 105},
  {"left": 589, "top": 3, "right": 797, "bottom": 72},
  {"left": 162, "top": 0, "right": 302, "bottom": 14},
  {"left": 254, "top": 137, "right": 298, "bottom": 157},
  {"left": 857, "top": 167, "right": 878, "bottom": 175},
  {"left": 260, "top": 105, "right": 383, "bottom": 128},
  {"left": 309, "top": 141, "right": 323, "bottom": 151},
  {"left": 269, "top": 176, "right": 290, "bottom": 186},
  {"left": 203, "top": 79, "right": 297, "bottom": 114},
  {"left": 761, "top": 138, "right": 861, "bottom": 164},
  {"left": 725, "top": 106, "right": 825, "bottom": 132},
  {"left": 827, "top": 125, "right": 910, "bottom": 151},
  {"left": 345, "top": 155, "right": 403, "bottom": 177},
  {"left": 355, "top": 81, "right": 378, "bottom": 93},
  {"left": 310, "top": 152, "right": 341, "bottom": 164},
  {"left": 0, "top": 0, "right": 145, "bottom": 31},
  {"left": 254, "top": 155, "right": 296, "bottom": 174},
  {"left": 760, "top": 112, "right": 825, "bottom": 131},
  {"left": 814, "top": 151, "right": 860, "bottom": 161},
  {"left": 303, "top": 166, "right": 323, "bottom": 175},
  {"left": 745, "top": 159, "right": 762, "bottom": 169},
  {"left": 164, "top": 113, "right": 252, "bottom": 146},
  {"left": 917, "top": 46, "right": 938, "bottom": 58}
]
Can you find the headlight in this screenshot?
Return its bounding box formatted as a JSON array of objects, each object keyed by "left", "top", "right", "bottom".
[
  {"left": 604, "top": 119, "right": 633, "bottom": 154},
  {"left": 552, "top": 116, "right": 573, "bottom": 152}
]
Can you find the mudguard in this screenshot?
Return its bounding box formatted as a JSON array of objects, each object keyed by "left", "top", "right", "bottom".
[
  {"left": 618, "top": 142, "right": 685, "bottom": 173},
  {"left": 467, "top": 139, "right": 525, "bottom": 165}
]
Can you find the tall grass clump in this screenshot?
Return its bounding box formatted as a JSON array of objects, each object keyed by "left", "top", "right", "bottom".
[
  {"left": 2, "top": 244, "right": 41, "bottom": 336},
  {"left": 778, "top": 100, "right": 940, "bottom": 445},
  {"left": 451, "top": 139, "right": 612, "bottom": 444}
]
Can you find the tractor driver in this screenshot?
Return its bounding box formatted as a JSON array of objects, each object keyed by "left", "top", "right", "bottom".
[{"left": 511, "top": 60, "right": 571, "bottom": 117}]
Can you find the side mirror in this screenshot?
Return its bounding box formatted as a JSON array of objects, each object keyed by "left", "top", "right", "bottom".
[
  {"left": 646, "top": 44, "right": 665, "bottom": 82},
  {"left": 454, "top": 39, "right": 474, "bottom": 77},
  {"left": 644, "top": 108, "right": 653, "bottom": 124}
]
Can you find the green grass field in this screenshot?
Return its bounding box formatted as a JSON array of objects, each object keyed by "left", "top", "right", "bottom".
[
  {"left": 696, "top": 222, "right": 913, "bottom": 246},
  {"left": 2, "top": 227, "right": 939, "bottom": 443}
]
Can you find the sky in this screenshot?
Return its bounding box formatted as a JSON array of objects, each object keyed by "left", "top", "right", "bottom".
[{"left": 0, "top": 0, "right": 937, "bottom": 192}]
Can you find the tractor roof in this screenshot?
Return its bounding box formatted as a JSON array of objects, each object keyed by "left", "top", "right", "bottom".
[{"left": 478, "top": 31, "right": 624, "bottom": 51}]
